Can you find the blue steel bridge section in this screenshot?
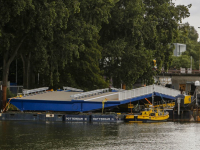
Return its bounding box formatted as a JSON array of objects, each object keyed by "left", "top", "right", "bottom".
[{"left": 9, "top": 85, "right": 180, "bottom": 112}]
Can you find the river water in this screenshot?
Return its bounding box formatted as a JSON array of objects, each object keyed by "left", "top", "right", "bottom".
[{"left": 0, "top": 121, "right": 200, "bottom": 150}]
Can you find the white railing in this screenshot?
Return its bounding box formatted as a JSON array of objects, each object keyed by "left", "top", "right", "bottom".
[
  {"left": 118, "top": 85, "right": 180, "bottom": 101},
  {"left": 118, "top": 85, "right": 154, "bottom": 100},
  {"left": 70, "top": 84, "right": 180, "bottom": 101},
  {"left": 71, "top": 88, "right": 109, "bottom": 99},
  {"left": 63, "top": 86, "right": 84, "bottom": 92},
  {"left": 23, "top": 87, "right": 49, "bottom": 96},
  {"left": 154, "top": 85, "right": 180, "bottom": 97}
]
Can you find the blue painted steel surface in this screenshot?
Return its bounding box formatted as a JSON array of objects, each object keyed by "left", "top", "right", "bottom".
[
  {"left": 64, "top": 115, "right": 90, "bottom": 122},
  {"left": 84, "top": 101, "right": 120, "bottom": 112},
  {"left": 10, "top": 99, "right": 81, "bottom": 112},
  {"left": 9, "top": 92, "right": 176, "bottom": 112},
  {"left": 111, "top": 90, "right": 118, "bottom": 92},
  {"left": 154, "top": 92, "right": 176, "bottom": 100},
  {"left": 91, "top": 114, "right": 119, "bottom": 122},
  {"left": 0, "top": 113, "right": 64, "bottom": 121},
  {"left": 120, "top": 94, "right": 153, "bottom": 104},
  {"left": 0, "top": 113, "right": 44, "bottom": 121}
]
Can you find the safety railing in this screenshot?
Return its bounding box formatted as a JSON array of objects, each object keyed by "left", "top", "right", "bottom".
[
  {"left": 70, "top": 84, "right": 180, "bottom": 101},
  {"left": 71, "top": 88, "right": 109, "bottom": 99},
  {"left": 23, "top": 87, "right": 49, "bottom": 96},
  {"left": 118, "top": 85, "right": 180, "bottom": 101},
  {"left": 154, "top": 85, "right": 180, "bottom": 97},
  {"left": 118, "top": 85, "right": 154, "bottom": 100},
  {"left": 63, "top": 86, "right": 84, "bottom": 92}
]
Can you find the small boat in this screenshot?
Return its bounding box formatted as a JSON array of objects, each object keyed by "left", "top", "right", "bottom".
[{"left": 125, "top": 106, "right": 169, "bottom": 123}]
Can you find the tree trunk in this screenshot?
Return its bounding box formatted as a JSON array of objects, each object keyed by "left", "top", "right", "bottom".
[
  {"left": 31, "top": 72, "right": 35, "bottom": 89},
  {"left": 2, "top": 60, "right": 9, "bottom": 110},
  {"left": 21, "top": 53, "right": 31, "bottom": 89},
  {"left": 27, "top": 53, "right": 31, "bottom": 88},
  {"left": 1, "top": 35, "right": 26, "bottom": 110}
]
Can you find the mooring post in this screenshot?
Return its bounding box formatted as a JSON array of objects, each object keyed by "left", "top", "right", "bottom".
[
  {"left": 181, "top": 110, "right": 183, "bottom": 121},
  {"left": 152, "top": 85, "right": 154, "bottom": 107},
  {"left": 177, "top": 97, "right": 181, "bottom": 116}
]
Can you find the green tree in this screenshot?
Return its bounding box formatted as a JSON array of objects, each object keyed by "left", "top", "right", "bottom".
[
  {"left": 171, "top": 55, "right": 192, "bottom": 69},
  {"left": 172, "top": 23, "right": 199, "bottom": 69},
  {"left": 99, "top": 0, "right": 150, "bottom": 89},
  {"left": 20, "top": 0, "right": 70, "bottom": 89},
  {"left": 99, "top": 0, "right": 190, "bottom": 88},
  {"left": 0, "top": 0, "right": 34, "bottom": 108},
  {"left": 0, "top": 0, "right": 69, "bottom": 108},
  {"left": 38, "top": 0, "right": 116, "bottom": 90}
]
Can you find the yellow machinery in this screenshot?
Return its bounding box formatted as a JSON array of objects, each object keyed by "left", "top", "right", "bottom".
[
  {"left": 154, "top": 102, "right": 175, "bottom": 108},
  {"left": 102, "top": 98, "right": 107, "bottom": 114},
  {"left": 125, "top": 107, "right": 169, "bottom": 123},
  {"left": 175, "top": 95, "right": 192, "bottom": 108},
  {"left": 184, "top": 95, "right": 191, "bottom": 104}
]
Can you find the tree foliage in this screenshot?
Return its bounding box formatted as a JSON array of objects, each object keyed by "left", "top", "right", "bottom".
[
  {"left": 0, "top": 0, "right": 192, "bottom": 98},
  {"left": 99, "top": 0, "right": 190, "bottom": 88},
  {"left": 171, "top": 55, "right": 193, "bottom": 69},
  {"left": 171, "top": 23, "right": 199, "bottom": 70}
]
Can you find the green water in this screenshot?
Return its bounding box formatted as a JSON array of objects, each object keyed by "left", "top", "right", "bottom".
[{"left": 0, "top": 121, "right": 200, "bottom": 150}]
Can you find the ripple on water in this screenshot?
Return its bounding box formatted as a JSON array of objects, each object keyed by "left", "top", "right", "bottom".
[{"left": 0, "top": 121, "right": 200, "bottom": 150}]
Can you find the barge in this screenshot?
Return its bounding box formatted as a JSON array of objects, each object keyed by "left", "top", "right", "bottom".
[
  {"left": 7, "top": 85, "right": 179, "bottom": 112},
  {"left": 0, "top": 85, "right": 187, "bottom": 122},
  {"left": 0, "top": 112, "right": 125, "bottom": 123}
]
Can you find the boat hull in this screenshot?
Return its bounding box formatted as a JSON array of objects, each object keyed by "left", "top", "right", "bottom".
[
  {"left": 125, "top": 114, "right": 169, "bottom": 123},
  {"left": 136, "top": 119, "right": 168, "bottom": 123}
]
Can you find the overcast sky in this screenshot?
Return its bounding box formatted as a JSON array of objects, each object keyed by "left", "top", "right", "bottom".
[{"left": 173, "top": 0, "right": 200, "bottom": 41}]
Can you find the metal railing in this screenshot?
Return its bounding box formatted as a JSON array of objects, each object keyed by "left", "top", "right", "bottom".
[
  {"left": 154, "top": 85, "right": 180, "bottom": 97},
  {"left": 118, "top": 85, "right": 154, "bottom": 100},
  {"left": 9, "top": 86, "right": 23, "bottom": 95},
  {"left": 71, "top": 88, "right": 109, "bottom": 99},
  {"left": 23, "top": 87, "right": 49, "bottom": 96},
  {"left": 63, "top": 87, "right": 84, "bottom": 92},
  {"left": 70, "top": 84, "right": 180, "bottom": 102},
  {"left": 118, "top": 85, "right": 180, "bottom": 101},
  {"left": 162, "top": 69, "right": 200, "bottom": 74}
]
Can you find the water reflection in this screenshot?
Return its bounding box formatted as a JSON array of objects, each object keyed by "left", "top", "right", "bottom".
[{"left": 1, "top": 121, "right": 200, "bottom": 150}]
